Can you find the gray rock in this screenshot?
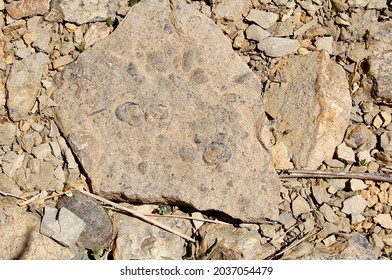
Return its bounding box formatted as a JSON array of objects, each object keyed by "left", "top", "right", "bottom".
[
  {"left": 257, "top": 37, "right": 300, "bottom": 57},
  {"left": 32, "top": 23, "right": 54, "bottom": 54},
  {"left": 5, "top": 0, "right": 50, "bottom": 19},
  {"left": 57, "top": 0, "right": 120, "bottom": 24},
  {"left": 0, "top": 122, "right": 16, "bottom": 146},
  {"left": 336, "top": 142, "right": 356, "bottom": 164},
  {"left": 31, "top": 143, "right": 52, "bottom": 160},
  {"left": 278, "top": 212, "right": 296, "bottom": 229},
  {"left": 6, "top": 53, "right": 49, "bottom": 121},
  {"left": 52, "top": 207, "right": 86, "bottom": 247},
  {"left": 112, "top": 205, "right": 191, "bottom": 260},
  {"left": 213, "top": 0, "right": 252, "bottom": 22},
  {"left": 319, "top": 203, "right": 339, "bottom": 223},
  {"left": 291, "top": 195, "right": 311, "bottom": 218},
  {"left": 198, "top": 223, "right": 272, "bottom": 259},
  {"left": 341, "top": 195, "right": 368, "bottom": 215},
  {"left": 246, "top": 9, "right": 279, "bottom": 29},
  {"left": 53, "top": 0, "right": 281, "bottom": 222},
  {"left": 368, "top": 22, "right": 392, "bottom": 101},
  {"left": 311, "top": 185, "right": 331, "bottom": 204},
  {"left": 56, "top": 191, "right": 113, "bottom": 249},
  {"left": 245, "top": 24, "right": 270, "bottom": 42},
  {"left": 380, "top": 131, "right": 392, "bottom": 153},
  {"left": 264, "top": 51, "right": 351, "bottom": 169},
  {"left": 367, "top": 0, "right": 387, "bottom": 9},
  {"left": 40, "top": 206, "right": 61, "bottom": 237},
  {"left": 23, "top": 160, "right": 55, "bottom": 191}
]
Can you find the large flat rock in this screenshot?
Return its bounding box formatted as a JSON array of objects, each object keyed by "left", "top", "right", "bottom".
[
  {"left": 264, "top": 51, "right": 351, "bottom": 169},
  {"left": 53, "top": 0, "right": 280, "bottom": 222}
]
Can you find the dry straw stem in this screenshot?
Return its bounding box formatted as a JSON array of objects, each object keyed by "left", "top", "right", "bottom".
[
  {"left": 145, "top": 213, "right": 230, "bottom": 225},
  {"left": 76, "top": 189, "right": 196, "bottom": 243},
  {"left": 279, "top": 169, "right": 392, "bottom": 183}
]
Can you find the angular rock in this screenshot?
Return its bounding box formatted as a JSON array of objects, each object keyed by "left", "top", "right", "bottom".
[
  {"left": 374, "top": 214, "right": 392, "bottom": 229},
  {"left": 257, "top": 37, "right": 300, "bottom": 57},
  {"left": 292, "top": 195, "right": 311, "bottom": 218},
  {"left": 349, "top": 179, "right": 368, "bottom": 191},
  {"left": 84, "top": 22, "right": 112, "bottom": 48},
  {"left": 246, "top": 9, "right": 279, "bottom": 29},
  {"left": 311, "top": 185, "right": 331, "bottom": 204},
  {"left": 213, "top": 0, "right": 252, "bottom": 22},
  {"left": 0, "top": 122, "right": 16, "bottom": 146},
  {"left": 336, "top": 142, "right": 356, "bottom": 164},
  {"left": 198, "top": 224, "right": 272, "bottom": 259},
  {"left": 57, "top": 0, "right": 120, "bottom": 24},
  {"left": 6, "top": 53, "right": 49, "bottom": 121},
  {"left": 278, "top": 212, "right": 296, "bottom": 229},
  {"left": 52, "top": 207, "right": 86, "bottom": 247},
  {"left": 264, "top": 51, "right": 351, "bottom": 169},
  {"left": 112, "top": 205, "right": 191, "bottom": 260},
  {"left": 53, "top": 0, "right": 281, "bottom": 222},
  {"left": 56, "top": 191, "right": 113, "bottom": 249},
  {"left": 245, "top": 24, "right": 270, "bottom": 42},
  {"left": 341, "top": 195, "right": 368, "bottom": 215},
  {"left": 380, "top": 131, "right": 392, "bottom": 153},
  {"left": 319, "top": 203, "right": 339, "bottom": 223},
  {"left": 5, "top": 0, "right": 50, "bottom": 19},
  {"left": 1, "top": 151, "right": 25, "bottom": 178},
  {"left": 0, "top": 173, "right": 22, "bottom": 196},
  {"left": 271, "top": 141, "right": 293, "bottom": 169},
  {"left": 368, "top": 22, "right": 392, "bottom": 101}
]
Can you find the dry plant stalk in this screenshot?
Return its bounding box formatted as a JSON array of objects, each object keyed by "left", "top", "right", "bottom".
[
  {"left": 279, "top": 169, "right": 392, "bottom": 183},
  {"left": 75, "top": 189, "right": 196, "bottom": 243}
]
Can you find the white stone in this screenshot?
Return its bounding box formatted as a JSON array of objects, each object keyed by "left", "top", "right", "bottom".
[
  {"left": 351, "top": 213, "right": 365, "bottom": 224},
  {"left": 348, "top": 0, "right": 369, "bottom": 7},
  {"left": 214, "top": 0, "right": 253, "bottom": 22},
  {"left": 350, "top": 179, "right": 369, "bottom": 191},
  {"left": 356, "top": 150, "right": 373, "bottom": 163},
  {"left": 322, "top": 234, "right": 336, "bottom": 246},
  {"left": 245, "top": 24, "right": 270, "bottom": 42},
  {"left": 336, "top": 142, "right": 356, "bottom": 164},
  {"left": 374, "top": 214, "right": 392, "bottom": 229},
  {"left": 367, "top": 0, "right": 387, "bottom": 9},
  {"left": 49, "top": 141, "right": 62, "bottom": 158},
  {"left": 52, "top": 207, "right": 86, "bottom": 247},
  {"left": 257, "top": 37, "right": 300, "bottom": 57},
  {"left": 246, "top": 9, "right": 279, "bottom": 29},
  {"left": 341, "top": 195, "right": 368, "bottom": 215}
]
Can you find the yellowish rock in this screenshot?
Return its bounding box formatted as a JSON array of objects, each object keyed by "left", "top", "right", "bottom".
[
  {"left": 374, "top": 214, "right": 392, "bottom": 229},
  {"left": 52, "top": 55, "right": 73, "bottom": 69}
]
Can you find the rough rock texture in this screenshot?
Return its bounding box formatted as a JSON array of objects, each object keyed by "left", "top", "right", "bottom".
[
  {"left": 6, "top": 53, "right": 49, "bottom": 121},
  {"left": 112, "top": 205, "right": 192, "bottom": 260},
  {"left": 52, "top": 0, "right": 119, "bottom": 24},
  {"left": 198, "top": 223, "right": 274, "bottom": 259},
  {"left": 5, "top": 0, "right": 50, "bottom": 19},
  {"left": 264, "top": 51, "right": 351, "bottom": 169},
  {"left": 53, "top": 0, "right": 281, "bottom": 222},
  {"left": 56, "top": 192, "right": 113, "bottom": 249},
  {"left": 367, "top": 21, "right": 392, "bottom": 101},
  {"left": 301, "top": 233, "right": 377, "bottom": 260},
  {"left": 213, "top": 0, "right": 252, "bottom": 22},
  {"left": 0, "top": 197, "right": 40, "bottom": 259}
]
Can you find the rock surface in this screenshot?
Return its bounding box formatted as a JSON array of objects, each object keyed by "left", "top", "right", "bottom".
[
  {"left": 264, "top": 51, "right": 351, "bottom": 169},
  {"left": 53, "top": 0, "right": 281, "bottom": 222},
  {"left": 112, "top": 205, "right": 192, "bottom": 260}
]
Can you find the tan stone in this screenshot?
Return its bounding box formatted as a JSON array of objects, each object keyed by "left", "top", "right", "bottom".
[{"left": 6, "top": 0, "right": 50, "bottom": 19}]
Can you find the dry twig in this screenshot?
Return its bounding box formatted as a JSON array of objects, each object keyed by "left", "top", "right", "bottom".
[{"left": 279, "top": 169, "right": 392, "bottom": 183}]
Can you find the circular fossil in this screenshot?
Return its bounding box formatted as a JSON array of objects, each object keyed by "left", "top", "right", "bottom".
[
  {"left": 202, "top": 141, "right": 232, "bottom": 165},
  {"left": 115, "top": 102, "right": 144, "bottom": 127},
  {"left": 145, "top": 104, "right": 170, "bottom": 127}
]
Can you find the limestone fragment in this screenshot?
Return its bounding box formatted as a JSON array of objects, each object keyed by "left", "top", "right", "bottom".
[
  {"left": 6, "top": 53, "right": 49, "bottom": 121},
  {"left": 0, "top": 122, "right": 16, "bottom": 146},
  {"left": 246, "top": 9, "right": 279, "bottom": 29},
  {"left": 341, "top": 195, "right": 368, "bottom": 215},
  {"left": 264, "top": 51, "right": 351, "bottom": 169},
  {"left": 257, "top": 37, "right": 300, "bottom": 57},
  {"left": 374, "top": 214, "right": 392, "bottom": 229},
  {"left": 53, "top": 0, "right": 281, "bottom": 222}
]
